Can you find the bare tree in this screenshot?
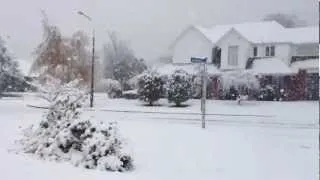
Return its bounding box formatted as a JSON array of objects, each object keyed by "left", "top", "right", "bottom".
[{"left": 263, "top": 13, "right": 306, "bottom": 28}]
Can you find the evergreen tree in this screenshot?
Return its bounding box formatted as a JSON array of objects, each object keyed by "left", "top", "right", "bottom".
[
  {"left": 0, "top": 37, "right": 24, "bottom": 94},
  {"left": 138, "top": 72, "right": 163, "bottom": 106},
  {"left": 167, "top": 70, "right": 192, "bottom": 106}
]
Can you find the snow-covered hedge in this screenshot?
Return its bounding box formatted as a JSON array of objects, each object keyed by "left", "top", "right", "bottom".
[{"left": 17, "top": 82, "right": 133, "bottom": 172}]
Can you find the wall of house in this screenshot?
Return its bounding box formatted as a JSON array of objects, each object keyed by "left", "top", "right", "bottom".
[
  {"left": 217, "top": 29, "right": 251, "bottom": 70},
  {"left": 292, "top": 43, "right": 319, "bottom": 57},
  {"left": 172, "top": 27, "right": 213, "bottom": 64},
  {"left": 253, "top": 44, "right": 292, "bottom": 64}
]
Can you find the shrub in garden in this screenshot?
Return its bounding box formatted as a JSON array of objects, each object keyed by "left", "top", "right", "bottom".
[
  {"left": 105, "top": 79, "right": 122, "bottom": 98},
  {"left": 138, "top": 71, "right": 164, "bottom": 105},
  {"left": 17, "top": 81, "right": 133, "bottom": 172},
  {"left": 167, "top": 70, "right": 192, "bottom": 106}
]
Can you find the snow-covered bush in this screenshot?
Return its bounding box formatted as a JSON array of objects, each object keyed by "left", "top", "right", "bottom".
[
  {"left": 105, "top": 79, "right": 122, "bottom": 98},
  {"left": 17, "top": 82, "right": 133, "bottom": 172},
  {"left": 138, "top": 71, "right": 164, "bottom": 105},
  {"left": 258, "top": 85, "right": 288, "bottom": 101},
  {"left": 167, "top": 70, "right": 192, "bottom": 106}
]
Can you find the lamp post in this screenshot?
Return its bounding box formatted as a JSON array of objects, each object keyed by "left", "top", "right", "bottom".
[{"left": 77, "top": 11, "right": 95, "bottom": 108}]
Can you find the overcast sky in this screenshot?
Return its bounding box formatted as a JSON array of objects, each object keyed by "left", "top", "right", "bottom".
[{"left": 0, "top": 0, "right": 317, "bottom": 63}]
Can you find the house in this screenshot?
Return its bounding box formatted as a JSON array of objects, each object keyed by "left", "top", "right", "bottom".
[{"left": 168, "top": 21, "right": 319, "bottom": 100}]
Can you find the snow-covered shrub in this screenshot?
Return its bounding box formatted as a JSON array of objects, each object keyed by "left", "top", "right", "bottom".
[
  {"left": 17, "top": 83, "right": 133, "bottom": 172},
  {"left": 258, "top": 85, "right": 288, "bottom": 101},
  {"left": 105, "top": 79, "right": 122, "bottom": 98},
  {"left": 138, "top": 71, "right": 164, "bottom": 105},
  {"left": 167, "top": 70, "right": 192, "bottom": 106},
  {"left": 258, "top": 85, "right": 276, "bottom": 101}
]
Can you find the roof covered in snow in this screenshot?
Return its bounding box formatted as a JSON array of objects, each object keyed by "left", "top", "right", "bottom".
[
  {"left": 291, "top": 59, "right": 319, "bottom": 73},
  {"left": 155, "top": 63, "right": 220, "bottom": 76},
  {"left": 195, "top": 21, "right": 285, "bottom": 44},
  {"left": 193, "top": 21, "right": 318, "bottom": 44},
  {"left": 278, "top": 26, "right": 319, "bottom": 44},
  {"left": 249, "top": 58, "right": 294, "bottom": 75}
]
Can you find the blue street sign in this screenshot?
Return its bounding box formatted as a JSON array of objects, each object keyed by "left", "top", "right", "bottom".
[{"left": 191, "top": 57, "right": 207, "bottom": 63}]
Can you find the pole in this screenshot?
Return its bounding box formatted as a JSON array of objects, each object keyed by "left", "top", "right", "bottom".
[
  {"left": 201, "top": 63, "right": 207, "bottom": 129},
  {"left": 90, "top": 29, "right": 95, "bottom": 108}
]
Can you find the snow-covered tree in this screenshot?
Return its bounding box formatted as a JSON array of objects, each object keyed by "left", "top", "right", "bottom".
[
  {"left": 18, "top": 80, "right": 133, "bottom": 171},
  {"left": 0, "top": 37, "right": 24, "bottom": 94},
  {"left": 167, "top": 70, "right": 192, "bottom": 106},
  {"left": 103, "top": 32, "right": 147, "bottom": 86},
  {"left": 138, "top": 71, "right": 164, "bottom": 105},
  {"left": 31, "top": 11, "right": 91, "bottom": 84}
]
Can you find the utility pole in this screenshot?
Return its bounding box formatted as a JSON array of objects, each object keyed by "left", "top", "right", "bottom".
[
  {"left": 90, "top": 29, "right": 95, "bottom": 108},
  {"left": 77, "top": 11, "right": 95, "bottom": 108}
]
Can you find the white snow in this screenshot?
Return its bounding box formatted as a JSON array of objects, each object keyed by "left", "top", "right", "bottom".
[
  {"left": 250, "top": 57, "right": 294, "bottom": 75},
  {"left": 291, "top": 59, "right": 319, "bottom": 73},
  {"left": 16, "top": 59, "right": 32, "bottom": 76},
  {"left": 195, "top": 21, "right": 285, "bottom": 44},
  {"left": 194, "top": 21, "right": 318, "bottom": 44},
  {"left": 0, "top": 93, "right": 318, "bottom": 180},
  {"left": 155, "top": 63, "right": 220, "bottom": 76},
  {"left": 279, "top": 26, "right": 319, "bottom": 44}
]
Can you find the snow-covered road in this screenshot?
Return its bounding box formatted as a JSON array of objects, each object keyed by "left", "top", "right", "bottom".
[{"left": 0, "top": 94, "right": 318, "bottom": 180}]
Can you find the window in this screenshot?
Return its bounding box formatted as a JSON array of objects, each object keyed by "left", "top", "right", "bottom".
[
  {"left": 270, "top": 46, "right": 275, "bottom": 56},
  {"left": 228, "top": 46, "right": 238, "bottom": 66},
  {"left": 253, "top": 46, "right": 258, "bottom": 57},
  {"left": 265, "top": 45, "right": 275, "bottom": 57},
  {"left": 265, "top": 46, "right": 270, "bottom": 56}
]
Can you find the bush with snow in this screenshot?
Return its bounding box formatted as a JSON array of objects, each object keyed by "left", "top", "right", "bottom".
[
  {"left": 138, "top": 71, "right": 164, "bottom": 105},
  {"left": 17, "top": 81, "right": 133, "bottom": 172},
  {"left": 105, "top": 79, "right": 122, "bottom": 98},
  {"left": 167, "top": 70, "right": 192, "bottom": 106}
]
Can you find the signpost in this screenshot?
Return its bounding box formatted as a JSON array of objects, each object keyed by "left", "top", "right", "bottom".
[{"left": 191, "top": 57, "right": 207, "bottom": 129}]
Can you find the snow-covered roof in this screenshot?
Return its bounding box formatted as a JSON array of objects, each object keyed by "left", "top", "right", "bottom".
[
  {"left": 17, "top": 59, "right": 32, "bottom": 76},
  {"left": 195, "top": 21, "right": 285, "bottom": 44},
  {"left": 155, "top": 63, "right": 220, "bottom": 76},
  {"left": 249, "top": 58, "right": 294, "bottom": 75},
  {"left": 291, "top": 59, "right": 319, "bottom": 73},
  {"left": 278, "top": 26, "right": 319, "bottom": 44},
  {"left": 194, "top": 21, "right": 318, "bottom": 44}
]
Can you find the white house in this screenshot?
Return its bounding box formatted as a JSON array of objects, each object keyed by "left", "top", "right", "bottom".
[{"left": 169, "top": 21, "right": 319, "bottom": 75}]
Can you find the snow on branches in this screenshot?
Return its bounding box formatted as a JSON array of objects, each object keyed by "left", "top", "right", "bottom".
[
  {"left": 167, "top": 70, "right": 192, "bottom": 106},
  {"left": 138, "top": 71, "right": 164, "bottom": 105},
  {"left": 17, "top": 81, "right": 133, "bottom": 172}
]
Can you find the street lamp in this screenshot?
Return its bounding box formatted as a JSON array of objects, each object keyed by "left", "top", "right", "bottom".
[{"left": 77, "top": 11, "right": 95, "bottom": 108}]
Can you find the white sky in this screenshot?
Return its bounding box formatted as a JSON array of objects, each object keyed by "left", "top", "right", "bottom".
[{"left": 0, "top": 0, "right": 317, "bottom": 63}]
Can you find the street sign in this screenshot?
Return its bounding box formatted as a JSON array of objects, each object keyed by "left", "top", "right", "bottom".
[
  {"left": 191, "top": 57, "right": 207, "bottom": 63},
  {"left": 191, "top": 56, "right": 208, "bottom": 129}
]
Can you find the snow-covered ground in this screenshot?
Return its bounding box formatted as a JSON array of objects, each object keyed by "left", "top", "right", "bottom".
[{"left": 0, "top": 93, "right": 318, "bottom": 180}]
